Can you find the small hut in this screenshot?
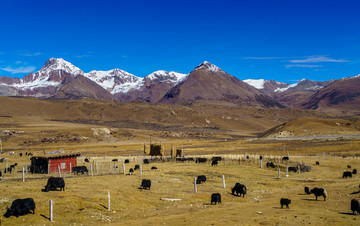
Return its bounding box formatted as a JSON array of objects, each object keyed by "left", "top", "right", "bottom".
[
  {"left": 30, "top": 153, "right": 81, "bottom": 174},
  {"left": 149, "top": 144, "right": 164, "bottom": 156}
]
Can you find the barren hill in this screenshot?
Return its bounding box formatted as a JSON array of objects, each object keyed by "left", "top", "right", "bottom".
[
  {"left": 300, "top": 75, "right": 360, "bottom": 115},
  {"left": 160, "top": 61, "right": 283, "bottom": 107},
  {"left": 262, "top": 117, "right": 360, "bottom": 138}
]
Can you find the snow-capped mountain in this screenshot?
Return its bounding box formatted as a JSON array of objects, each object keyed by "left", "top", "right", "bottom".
[
  {"left": 243, "top": 79, "right": 267, "bottom": 89},
  {"left": 0, "top": 58, "right": 85, "bottom": 97},
  {"left": 274, "top": 79, "right": 334, "bottom": 93},
  {"left": 144, "top": 70, "right": 187, "bottom": 85},
  {"left": 160, "top": 61, "right": 283, "bottom": 107},
  {"left": 85, "top": 69, "right": 142, "bottom": 94},
  {"left": 0, "top": 58, "right": 83, "bottom": 90},
  {"left": 194, "top": 61, "right": 224, "bottom": 73},
  {"left": 0, "top": 57, "right": 359, "bottom": 114},
  {"left": 243, "top": 79, "right": 289, "bottom": 97}
]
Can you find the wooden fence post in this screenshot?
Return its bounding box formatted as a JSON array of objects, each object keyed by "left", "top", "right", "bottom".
[
  {"left": 49, "top": 200, "right": 54, "bottom": 221},
  {"left": 260, "top": 159, "right": 262, "bottom": 168},
  {"left": 22, "top": 167, "right": 25, "bottom": 182},
  {"left": 286, "top": 166, "right": 288, "bottom": 177},
  {"left": 58, "top": 165, "right": 61, "bottom": 178},
  {"left": 212, "top": 172, "right": 214, "bottom": 191},
  {"left": 140, "top": 163, "right": 142, "bottom": 176},
  {"left": 90, "top": 164, "right": 93, "bottom": 177},
  {"left": 278, "top": 168, "right": 280, "bottom": 178},
  {"left": 194, "top": 177, "right": 197, "bottom": 193},
  {"left": 123, "top": 163, "right": 126, "bottom": 175},
  {"left": 108, "top": 191, "right": 111, "bottom": 211},
  {"left": 222, "top": 175, "right": 226, "bottom": 188}
]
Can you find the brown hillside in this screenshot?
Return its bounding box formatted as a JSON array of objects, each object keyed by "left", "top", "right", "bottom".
[
  {"left": 301, "top": 76, "right": 360, "bottom": 115},
  {"left": 160, "top": 62, "right": 283, "bottom": 107},
  {"left": 262, "top": 117, "right": 360, "bottom": 138},
  {"left": 52, "top": 75, "right": 113, "bottom": 100}
]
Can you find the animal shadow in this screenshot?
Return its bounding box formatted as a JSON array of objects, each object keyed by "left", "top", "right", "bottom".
[
  {"left": 338, "top": 212, "right": 355, "bottom": 215},
  {"left": 40, "top": 214, "right": 50, "bottom": 220},
  {"left": 99, "top": 204, "right": 108, "bottom": 210},
  {"left": 302, "top": 198, "right": 318, "bottom": 201},
  {"left": 350, "top": 191, "right": 360, "bottom": 195}
]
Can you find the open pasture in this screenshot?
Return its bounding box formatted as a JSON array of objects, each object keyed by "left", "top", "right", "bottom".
[{"left": 0, "top": 153, "right": 359, "bottom": 225}]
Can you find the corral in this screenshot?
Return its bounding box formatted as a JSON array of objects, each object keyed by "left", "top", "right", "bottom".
[{"left": 0, "top": 142, "right": 359, "bottom": 225}]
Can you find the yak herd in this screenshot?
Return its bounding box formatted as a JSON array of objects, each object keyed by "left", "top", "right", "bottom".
[{"left": 2, "top": 155, "right": 360, "bottom": 220}]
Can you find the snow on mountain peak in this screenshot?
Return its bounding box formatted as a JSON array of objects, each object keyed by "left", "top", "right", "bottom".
[
  {"left": 195, "top": 61, "right": 223, "bottom": 73},
  {"left": 243, "top": 79, "right": 266, "bottom": 89},
  {"left": 146, "top": 70, "right": 187, "bottom": 82},
  {"left": 40, "top": 58, "right": 83, "bottom": 75},
  {"left": 84, "top": 69, "right": 141, "bottom": 94}
]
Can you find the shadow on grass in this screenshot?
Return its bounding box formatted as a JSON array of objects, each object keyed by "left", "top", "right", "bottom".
[
  {"left": 350, "top": 191, "right": 360, "bottom": 195},
  {"left": 203, "top": 203, "right": 212, "bottom": 206},
  {"left": 301, "top": 198, "right": 319, "bottom": 201},
  {"left": 338, "top": 212, "right": 354, "bottom": 215},
  {"left": 40, "top": 214, "right": 49, "bottom": 220},
  {"left": 99, "top": 204, "right": 108, "bottom": 210}
]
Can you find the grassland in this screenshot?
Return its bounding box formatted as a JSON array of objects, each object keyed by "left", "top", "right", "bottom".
[
  {"left": 0, "top": 140, "right": 359, "bottom": 225},
  {"left": 0, "top": 97, "right": 359, "bottom": 225}
]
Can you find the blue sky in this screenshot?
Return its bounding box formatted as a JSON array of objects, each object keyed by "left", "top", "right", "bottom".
[{"left": 0, "top": 0, "right": 359, "bottom": 83}]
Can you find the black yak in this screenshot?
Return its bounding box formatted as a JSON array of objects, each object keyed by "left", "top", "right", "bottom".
[
  {"left": 280, "top": 198, "right": 291, "bottom": 208},
  {"left": 232, "top": 183, "right": 247, "bottom": 197},
  {"left": 310, "top": 187, "right": 327, "bottom": 201},
  {"left": 4, "top": 198, "right": 35, "bottom": 218},
  {"left": 211, "top": 193, "right": 221, "bottom": 205}
]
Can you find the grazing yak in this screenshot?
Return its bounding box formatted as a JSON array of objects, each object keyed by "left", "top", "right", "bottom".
[
  {"left": 134, "top": 165, "right": 140, "bottom": 170},
  {"left": 304, "top": 186, "right": 311, "bottom": 195},
  {"left": 266, "top": 162, "right": 275, "bottom": 168},
  {"left": 129, "top": 168, "right": 134, "bottom": 175},
  {"left": 232, "top": 183, "right": 247, "bottom": 197},
  {"left": 348, "top": 165, "right": 352, "bottom": 169},
  {"left": 211, "top": 157, "right": 222, "bottom": 161},
  {"left": 196, "top": 175, "right": 207, "bottom": 184},
  {"left": 143, "top": 159, "right": 150, "bottom": 164},
  {"left": 343, "top": 171, "right": 352, "bottom": 178},
  {"left": 280, "top": 198, "right": 291, "bottom": 208},
  {"left": 282, "top": 157, "right": 289, "bottom": 161},
  {"left": 351, "top": 199, "right": 360, "bottom": 215},
  {"left": 151, "top": 166, "right": 157, "bottom": 170},
  {"left": 72, "top": 166, "right": 88, "bottom": 175},
  {"left": 310, "top": 187, "right": 327, "bottom": 201},
  {"left": 139, "top": 179, "right": 151, "bottom": 190},
  {"left": 352, "top": 169, "right": 357, "bottom": 175},
  {"left": 211, "top": 160, "right": 218, "bottom": 166},
  {"left": 195, "top": 157, "right": 207, "bottom": 163},
  {"left": 84, "top": 158, "right": 90, "bottom": 163},
  {"left": 211, "top": 193, "right": 221, "bottom": 205},
  {"left": 288, "top": 166, "right": 297, "bottom": 172},
  {"left": 4, "top": 198, "right": 35, "bottom": 218},
  {"left": 316, "top": 161, "right": 320, "bottom": 165},
  {"left": 42, "top": 177, "right": 65, "bottom": 192}
]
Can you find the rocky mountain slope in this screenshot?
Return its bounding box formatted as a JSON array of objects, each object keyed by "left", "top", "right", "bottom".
[
  {"left": 160, "top": 61, "right": 283, "bottom": 107},
  {"left": 0, "top": 58, "right": 359, "bottom": 115}
]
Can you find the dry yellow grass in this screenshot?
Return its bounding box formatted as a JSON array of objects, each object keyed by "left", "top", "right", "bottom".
[
  {"left": 0, "top": 97, "right": 359, "bottom": 225},
  {"left": 0, "top": 152, "right": 360, "bottom": 225}
]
